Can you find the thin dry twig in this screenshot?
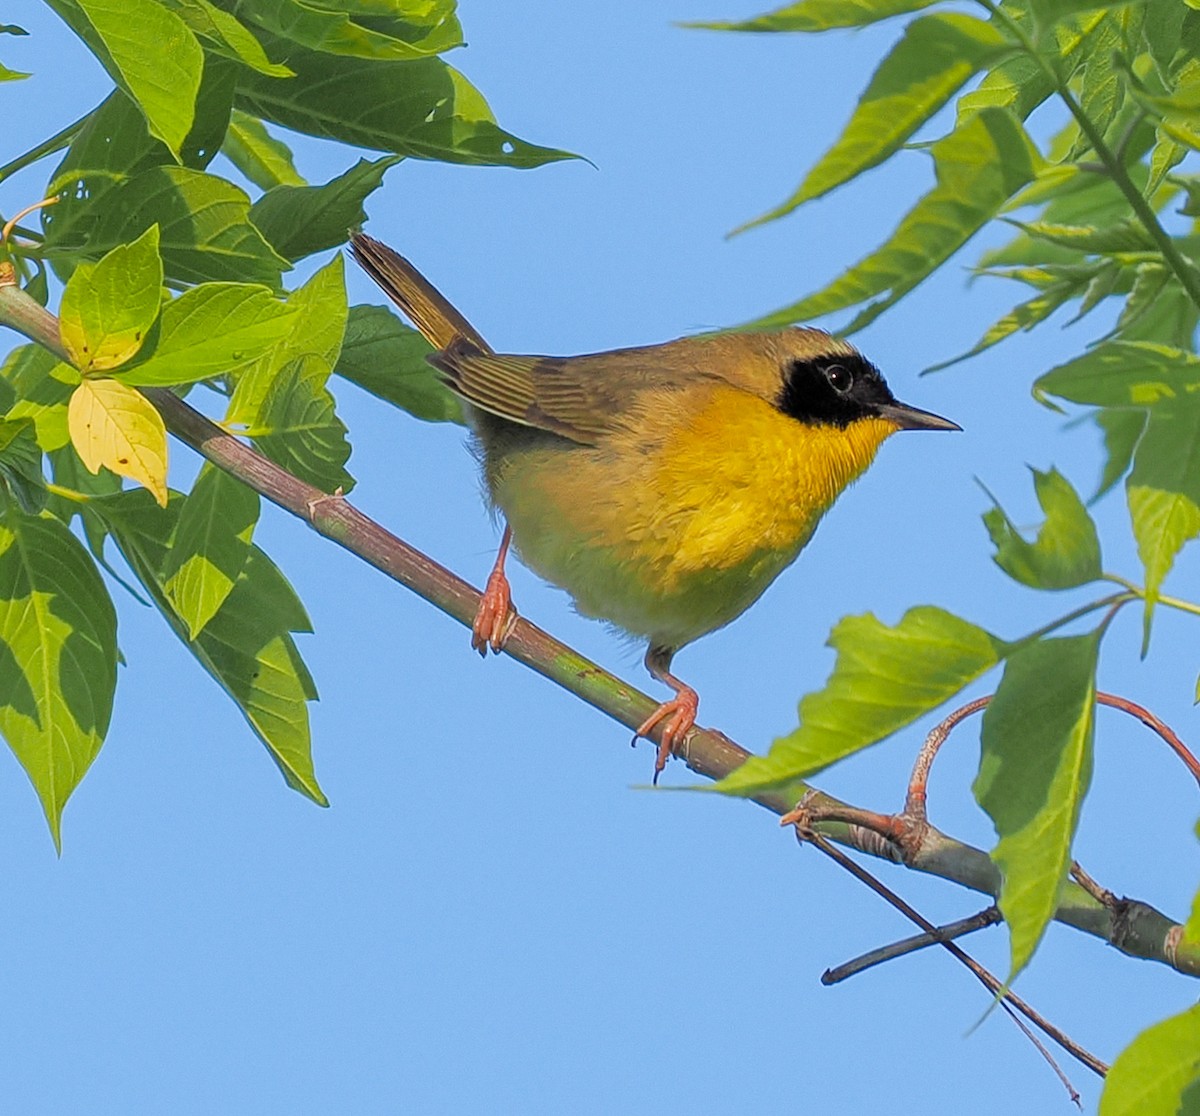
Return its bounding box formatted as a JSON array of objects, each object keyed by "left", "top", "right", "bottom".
[
  {"left": 821, "top": 906, "right": 1002, "bottom": 985},
  {"left": 793, "top": 815, "right": 1107, "bottom": 1087}
]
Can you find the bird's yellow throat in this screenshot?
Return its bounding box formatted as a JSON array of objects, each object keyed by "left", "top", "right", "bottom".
[{"left": 647, "top": 385, "right": 897, "bottom": 582}]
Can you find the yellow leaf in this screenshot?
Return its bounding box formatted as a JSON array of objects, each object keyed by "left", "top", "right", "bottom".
[{"left": 67, "top": 379, "right": 168, "bottom": 506}]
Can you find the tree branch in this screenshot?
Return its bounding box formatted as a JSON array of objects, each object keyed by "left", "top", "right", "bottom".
[{"left": 0, "top": 273, "right": 1196, "bottom": 981}]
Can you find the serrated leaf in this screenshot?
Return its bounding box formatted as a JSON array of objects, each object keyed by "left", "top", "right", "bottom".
[
  {"left": 718, "top": 607, "right": 1001, "bottom": 794},
  {"left": 0, "top": 510, "right": 117, "bottom": 849},
  {"left": 1093, "top": 407, "right": 1146, "bottom": 499},
  {"left": 43, "top": 0, "right": 203, "bottom": 157},
  {"left": 335, "top": 304, "right": 463, "bottom": 423},
  {"left": 1147, "top": 130, "right": 1187, "bottom": 196},
  {"left": 924, "top": 276, "right": 1086, "bottom": 372},
  {"left": 163, "top": 465, "right": 259, "bottom": 639},
  {"left": 251, "top": 354, "right": 354, "bottom": 494},
  {"left": 166, "top": 0, "right": 293, "bottom": 77},
  {"left": 683, "top": 0, "right": 939, "bottom": 32},
  {"left": 1036, "top": 340, "right": 1200, "bottom": 408},
  {"left": 1012, "top": 217, "right": 1156, "bottom": 254},
  {"left": 78, "top": 166, "right": 289, "bottom": 286},
  {"left": 98, "top": 490, "right": 325, "bottom": 804},
  {"left": 983, "top": 468, "right": 1102, "bottom": 589},
  {"left": 1076, "top": 12, "right": 1130, "bottom": 147},
  {"left": 1027, "top": 0, "right": 1138, "bottom": 35},
  {"left": 1115, "top": 264, "right": 1170, "bottom": 337},
  {"left": 1126, "top": 400, "right": 1200, "bottom": 640},
  {"left": 118, "top": 282, "right": 297, "bottom": 387},
  {"left": 235, "top": 37, "right": 575, "bottom": 168},
  {"left": 0, "top": 420, "right": 47, "bottom": 515},
  {"left": 58, "top": 224, "right": 163, "bottom": 373},
  {"left": 249, "top": 157, "right": 400, "bottom": 262},
  {"left": 1, "top": 346, "right": 75, "bottom": 452},
  {"left": 974, "top": 632, "right": 1099, "bottom": 980},
  {"left": 67, "top": 378, "right": 168, "bottom": 506},
  {"left": 221, "top": 110, "right": 304, "bottom": 190},
  {"left": 227, "top": 255, "right": 347, "bottom": 422},
  {"left": 235, "top": 0, "right": 460, "bottom": 59},
  {"left": 742, "top": 13, "right": 1013, "bottom": 228},
  {"left": 743, "top": 108, "right": 1042, "bottom": 333},
  {"left": 1099, "top": 1002, "right": 1200, "bottom": 1116}
]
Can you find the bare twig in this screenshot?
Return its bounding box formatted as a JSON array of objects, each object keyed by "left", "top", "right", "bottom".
[
  {"left": 821, "top": 906, "right": 1002, "bottom": 985},
  {"left": 794, "top": 819, "right": 1107, "bottom": 1088}
]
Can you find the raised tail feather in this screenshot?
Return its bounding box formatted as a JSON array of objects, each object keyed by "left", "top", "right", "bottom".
[{"left": 349, "top": 232, "right": 492, "bottom": 355}]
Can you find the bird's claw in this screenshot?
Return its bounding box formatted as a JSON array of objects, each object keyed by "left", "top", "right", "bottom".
[
  {"left": 635, "top": 688, "right": 699, "bottom": 784},
  {"left": 471, "top": 569, "right": 517, "bottom": 656}
]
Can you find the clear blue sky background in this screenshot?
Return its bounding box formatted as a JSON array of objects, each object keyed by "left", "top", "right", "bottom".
[{"left": 2, "top": 2, "right": 1197, "bottom": 1113}]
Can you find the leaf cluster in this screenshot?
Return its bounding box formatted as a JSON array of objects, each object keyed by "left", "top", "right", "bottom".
[{"left": 0, "top": 0, "right": 568, "bottom": 846}]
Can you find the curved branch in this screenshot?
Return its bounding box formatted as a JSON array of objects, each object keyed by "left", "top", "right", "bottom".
[{"left": 0, "top": 274, "right": 1196, "bottom": 980}]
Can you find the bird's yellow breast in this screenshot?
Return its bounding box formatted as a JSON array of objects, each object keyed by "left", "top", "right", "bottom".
[
  {"left": 489, "top": 383, "right": 896, "bottom": 648},
  {"left": 642, "top": 385, "right": 895, "bottom": 582}
]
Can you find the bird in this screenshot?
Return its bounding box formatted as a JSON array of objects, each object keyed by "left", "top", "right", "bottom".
[{"left": 349, "top": 231, "right": 960, "bottom": 780}]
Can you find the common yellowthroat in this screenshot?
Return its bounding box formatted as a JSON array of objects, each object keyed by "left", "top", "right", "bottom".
[{"left": 350, "top": 232, "right": 959, "bottom": 778}]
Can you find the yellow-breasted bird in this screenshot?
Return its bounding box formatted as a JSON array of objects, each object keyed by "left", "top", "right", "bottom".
[{"left": 350, "top": 232, "right": 959, "bottom": 779}]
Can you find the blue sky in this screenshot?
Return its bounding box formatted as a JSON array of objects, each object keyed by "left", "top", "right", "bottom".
[{"left": 1, "top": 2, "right": 1197, "bottom": 1112}]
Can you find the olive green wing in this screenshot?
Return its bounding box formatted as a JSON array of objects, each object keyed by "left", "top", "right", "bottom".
[{"left": 428, "top": 340, "right": 678, "bottom": 445}]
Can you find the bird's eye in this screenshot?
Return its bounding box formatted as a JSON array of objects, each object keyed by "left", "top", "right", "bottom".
[{"left": 825, "top": 363, "right": 852, "bottom": 394}]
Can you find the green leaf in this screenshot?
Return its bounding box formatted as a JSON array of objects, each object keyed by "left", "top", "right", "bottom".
[
  {"left": 1099, "top": 1002, "right": 1200, "bottom": 1116},
  {"left": 226, "top": 255, "right": 348, "bottom": 421},
  {"left": 234, "top": 0, "right": 461, "bottom": 60},
  {"left": 683, "top": 0, "right": 939, "bottom": 33},
  {"left": 43, "top": 84, "right": 230, "bottom": 260},
  {"left": 251, "top": 354, "right": 354, "bottom": 494},
  {"left": 743, "top": 108, "right": 1042, "bottom": 333},
  {"left": 43, "top": 0, "right": 203, "bottom": 157},
  {"left": 78, "top": 166, "right": 290, "bottom": 286},
  {"left": 1011, "top": 217, "right": 1156, "bottom": 254},
  {"left": 974, "top": 632, "right": 1100, "bottom": 980},
  {"left": 1115, "top": 264, "right": 1171, "bottom": 338},
  {"left": 717, "top": 607, "right": 1001, "bottom": 793},
  {"left": 335, "top": 304, "right": 463, "bottom": 423},
  {"left": 924, "top": 275, "right": 1087, "bottom": 372},
  {"left": 0, "top": 510, "right": 118, "bottom": 849},
  {"left": 983, "top": 468, "right": 1102, "bottom": 589},
  {"left": 1093, "top": 407, "right": 1146, "bottom": 499},
  {"left": 1126, "top": 400, "right": 1200, "bottom": 638},
  {"left": 98, "top": 491, "right": 325, "bottom": 805},
  {"left": 1027, "top": 0, "right": 1139, "bottom": 36},
  {"left": 235, "top": 37, "right": 576, "bottom": 168},
  {"left": 58, "top": 224, "right": 163, "bottom": 373},
  {"left": 118, "top": 282, "right": 297, "bottom": 386},
  {"left": 163, "top": 465, "right": 259, "bottom": 638},
  {"left": 166, "top": 0, "right": 293, "bottom": 77},
  {"left": 0, "top": 420, "right": 47, "bottom": 515},
  {"left": 1, "top": 346, "right": 74, "bottom": 452},
  {"left": 249, "top": 156, "right": 400, "bottom": 262},
  {"left": 220, "top": 110, "right": 304, "bottom": 189},
  {"left": 739, "top": 14, "right": 1013, "bottom": 229},
  {"left": 1036, "top": 340, "right": 1200, "bottom": 408},
  {"left": 0, "top": 62, "right": 29, "bottom": 80}
]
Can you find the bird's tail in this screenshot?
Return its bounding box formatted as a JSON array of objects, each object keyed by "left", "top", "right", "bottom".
[{"left": 349, "top": 232, "right": 493, "bottom": 355}]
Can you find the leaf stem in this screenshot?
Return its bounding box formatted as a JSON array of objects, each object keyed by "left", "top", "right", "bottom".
[
  {"left": 1017, "top": 592, "right": 1134, "bottom": 646},
  {"left": 0, "top": 111, "right": 90, "bottom": 186}
]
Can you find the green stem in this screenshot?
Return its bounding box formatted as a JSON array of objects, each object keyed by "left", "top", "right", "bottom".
[
  {"left": 1018, "top": 592, "right": 1134, "bottom": 646},
  {"left": 0, "top": 111, "right": 90, "bottom": 185},
  {"left": 979, "top": 0, "right": 1200, "bottom": 309},
  {"left": 1103, "top": 573, "right": 1200, "bottom": 619}
]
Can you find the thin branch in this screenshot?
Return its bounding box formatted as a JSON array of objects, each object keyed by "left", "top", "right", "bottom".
[
  {"left": 0, "top": 274, "right": 1197, "bottom": 982},
  {"left": 821, "top": 906, "right": 1002, "bottom": 985},
  {"left": 799, "top": 826, "right": 1105, "bottom": 1090}
]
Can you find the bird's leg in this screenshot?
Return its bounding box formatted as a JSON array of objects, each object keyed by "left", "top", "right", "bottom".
[
  {"left": 471, "top": 523, "right": 518, "bottom": 656},
  {"left": 634, "top": 645, "right": 699, "bottom": 784}
]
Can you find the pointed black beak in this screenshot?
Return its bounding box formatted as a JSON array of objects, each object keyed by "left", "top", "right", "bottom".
[{"left": 876, "top": 401, "right": 962, "bottom": 432}]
